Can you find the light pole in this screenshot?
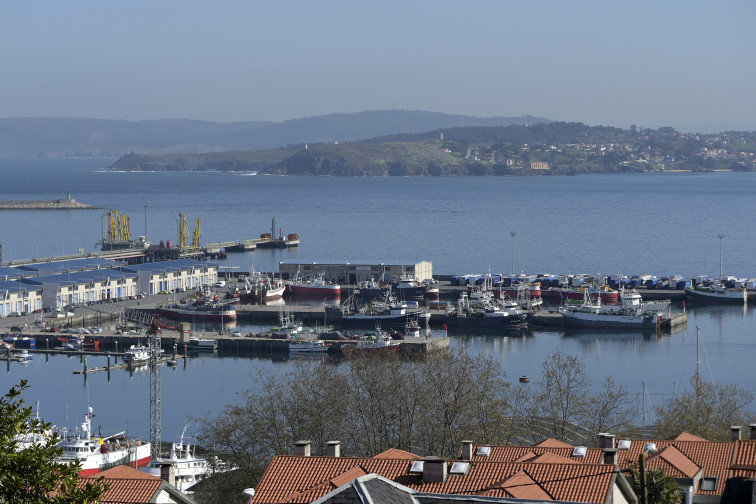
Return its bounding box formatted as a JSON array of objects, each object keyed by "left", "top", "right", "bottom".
[
  {"left": 717, "top": 233, "right": 724, "bottom": 279},
  {"left": 510, "top": 232, "right": 517, "bottom": 275}
]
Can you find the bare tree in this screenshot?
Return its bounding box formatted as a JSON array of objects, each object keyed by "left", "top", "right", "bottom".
[{"left": 653, "top": 374, "right": 753, "bottom": 441}]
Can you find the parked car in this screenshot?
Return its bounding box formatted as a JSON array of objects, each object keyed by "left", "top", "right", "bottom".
[
  {"left": 89, "top": 327, "right": 103, "bottom": 334},
  {"left": 10, "top": 326, "right": 24, "bottom": 333}
]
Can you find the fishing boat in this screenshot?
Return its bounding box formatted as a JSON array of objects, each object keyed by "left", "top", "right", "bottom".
[
  {"left": 392, "top": 274, "right": 427, "bottom": 301},
  {"left": 57, "top": 407, "right": 151, "bottom": 476},
  {"left": 444, "top": 294, "right": 528, "bottom": 329},
  {"left": 285, "top": 274, "right": 341, "bottom": 299},
  {"left": 238, "top": 271, "right": 286, "bottom": 303},
  {"left": 123, "top": 344, "right": 150, "bottom": 363},
  {"left": 684, "top": 283, "right": 747, "bottom": 304},
  {"left": 341, "top": 330, "right": 401, "bottom": 354},
  {"left": 545, "top": 283, "right": 619, "bottom": 304},
  {"left": 340, "top": 298, "right": 431, "bottom": 329},
  {"left": 142, "top": 425, "right": 211, "bottom": 494},
  {"left": 186, "top": 337, "right": 217, "bottom": 351},
  {"left": 156, "top": 301, "right": 237, "bottom": 321},
  {"left": 559, "top": 289, "right": 671, "bottom": 329},
  {"left": 288, "top": 338, "right": 331, "bottom": 353}
]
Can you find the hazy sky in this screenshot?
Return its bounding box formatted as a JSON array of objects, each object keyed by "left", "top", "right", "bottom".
[{"left": 2, "top": 1, "right": 754, "bottom": 130}]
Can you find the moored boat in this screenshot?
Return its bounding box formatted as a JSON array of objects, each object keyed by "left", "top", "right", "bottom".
[
  {"left": 123, "top": 344, "right": 150, "bottom": 363},
  {"left": 684, "top": 283, "right": 747, "bottom": 304},
  {"left": 340, "top": 298, "right": 431, "bottom": 329},
  {"left": 186, "top": 337, "right": 217, "bottom": 351},
  {"left": 288, "top": 338, "right": 331, "bottom": 353},
  {"left": 157, "top": 301, "right": 237, "bottom": 321},
  {"left": 559, "top": 289, "right": 671, "bottom": 329},
  {"left": 285, "top": 274, "right": 341, "bottom": 299},
  {"left": 341, "top": 330, "right": 401, "bottom": 354},
  {"left": 57, "top": 407, "right": 151, "bottom": 476},
  {"left": 142, "top": 425, "right": 211, "bottom": 494}
]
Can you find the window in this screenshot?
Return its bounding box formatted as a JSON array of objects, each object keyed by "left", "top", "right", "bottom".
[
  {"left": 409, "top": 461, "right": 423, "bottom": 473},
  {"left": 700, "top": 477, "right": 717, "bottom": 492},
  {"left": 572, "top": 446, "right": 587, "bottom": 458},
  {"left": 476, "top": 446, "right": 491, "bottom": 457},
  {"left": 450, "top": 462, "right": 470, "bottom": 475}
]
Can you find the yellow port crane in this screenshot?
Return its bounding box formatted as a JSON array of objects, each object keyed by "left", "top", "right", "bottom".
[
  {"left": 107, "top": 209, "right": 131, "bottom": 242},
  {"left": 192, "top": 218, "right": 201, "bottom": 249},
  {"left": 178, "top": 213, "right": 188, "bottom": 249}
]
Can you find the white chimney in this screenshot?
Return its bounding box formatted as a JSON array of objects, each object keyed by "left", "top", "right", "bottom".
[
  {"left": 732, "top": 426, "right": 743, "bottom": 441},
  {"left": 602, "top": 448, "right": 618, "bottom": 465},
  {"left": 750, "top": 423, "right": 756, "bottom": 440},
  {"left": 327, "top": 440, "right": 341, "bottom": 457},
  {"left": 294, "top": 440, "right": 311, "bottom": 457},
  {"left": 598, "top": 432, "right": 616, "bottom": 449}
]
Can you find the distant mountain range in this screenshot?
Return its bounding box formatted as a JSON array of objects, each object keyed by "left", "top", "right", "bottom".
[{"left": 0, "top": 111, "right": 548, "bottom": 158}]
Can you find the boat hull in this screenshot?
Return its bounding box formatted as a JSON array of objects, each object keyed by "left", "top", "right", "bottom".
[
  {"left": 341, "top": 310, "right": 431, "bottom": 329},
  {"left": 561, "top": 311, "right": 662, "bottom": 329},
  {"left": 285, "top": 284, "right": 341, "bottom": 299},
  {"left": 443, "top": 313, "right": 527, "bottom": 329},
  {"left": 684, "top": 287, "right": 747, "bottom": 304},
  {"left": 156, "top": 305, "right": 237, "bottom": 321}
]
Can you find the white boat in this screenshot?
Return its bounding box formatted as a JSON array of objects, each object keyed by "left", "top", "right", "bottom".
[
  {"left": 16, "top": 349, "right": 33, "bottom": 361},
  {"left": 142, "top": 425, "right": 211, "bottom": 494},
  {"left": 559, "top": 289, "right": 671, "bottom": 329},
  {"left": 57, "top": 407, "right": 151, "bottom": 476},
  {"left": 186, "top": 337, "right": 217, "bottom": 351},
  {"left": 123, "top": 344, "right": 150, "bottom": 363},
  {"left": 288, "top": 338, "right": 331, "bottom": 353},
  {"left": 685, "top": 283, "right": 747, "bottom": 304}
]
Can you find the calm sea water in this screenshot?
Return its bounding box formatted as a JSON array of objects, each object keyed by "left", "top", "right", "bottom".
[{"left": 1, "top": 158, "right": 755, "bottom": 440}]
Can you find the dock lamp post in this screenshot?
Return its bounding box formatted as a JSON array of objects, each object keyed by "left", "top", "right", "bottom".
[
  {"left": 510, "top": 231, "right": 517, "bottom": 275},
  {"left": 718, "top": 233, "right": 725, "bottom": 280}
]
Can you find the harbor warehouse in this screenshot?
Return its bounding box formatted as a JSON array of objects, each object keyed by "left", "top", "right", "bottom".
[{"left": 278, "top": 260, "right": 433, "bottom": 284}]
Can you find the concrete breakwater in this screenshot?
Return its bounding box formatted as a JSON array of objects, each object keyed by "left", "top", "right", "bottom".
[{"left": 0, "top": 198, "right": 100, "bottom": 210}]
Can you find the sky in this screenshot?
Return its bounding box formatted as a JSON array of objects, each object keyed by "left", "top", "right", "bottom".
[{"left": 1, "top": 1, "right": 755, "bottom": 131}]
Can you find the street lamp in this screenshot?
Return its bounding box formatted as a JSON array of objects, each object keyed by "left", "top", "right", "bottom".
[
  {"left": 717, "top": 233, "right": 724, "bottom": 280},
  {"left": 510, "top": 232, "right": 517, "bottom": 275}
]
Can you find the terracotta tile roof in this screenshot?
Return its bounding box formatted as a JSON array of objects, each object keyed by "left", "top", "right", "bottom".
[
  {"left": 471, "top": 445, "right": 603, "bottom": 464},
  {"left": 534, "top": 438, "right": 575, "bottom": 448},
  {"left": 733, "top": 440, "right": 756, "bottom": 467},
  {"left": 667, "top": 432, "right": 709, "bottom": 442},
  {"left": 492, "top": 470, "right": 552, "bottom": 500},
  {"left": 80, "top": 465, "right": 164, "bottom": 503},
  {"left": 647, "top": 445, "right": 700, "bottom": 479},
  {"left": 372, "top": 448, "right": 420, "bottom": 459},
  {"left": 251, "top": 456, "right": 620, "bottom": 504}
]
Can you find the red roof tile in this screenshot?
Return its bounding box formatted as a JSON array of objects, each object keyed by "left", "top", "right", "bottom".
[
  {"left": 80, "top": 465, "right": 163, "bottom": 503},
  {"left": 534, "top": 438, "right": 575, "bottom": 448},
  {"left": 372, "top": 448, "right": 419, "bottom": 459},
  {"left": 251, "top": 456, "right": 620, "bottom": 504}
]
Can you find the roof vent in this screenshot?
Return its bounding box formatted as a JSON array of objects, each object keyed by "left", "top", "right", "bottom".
[
  {"left": 450, "top": 461, "right": 470, "bottom": 475},
  {"left": 644, "top": 442, "right": 657, "bottom": 453},
  {"left": 409, "top": 461, "right": 424, "bottom": 473},
  {"left": 617, "top": 439, "right": 632, "bottom": 450},
  {"left": 572, "top": 446, "right": 587, "bottom": 458},
  {"left": 476, "top": 446, "right": 491, "bottom": 457}
]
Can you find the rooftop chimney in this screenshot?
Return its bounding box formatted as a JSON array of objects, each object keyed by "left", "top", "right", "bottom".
[
  {"left": 750, "top": 424, "right": 756, "bottom": 440},
  {"left": 327, "top": 440, "right": 341, "bottom": 457},
  {"left": 602, "top": 448, "right": 618, "bottom": 465},
  {"left": 732, "top": 426, "right": 743, "bottom": 442},
  {"left": 294, "top": 440, "right": 311, "bottom": 457},
  {"left": 423, "top": 456, "right": 448, "bottom": 483},
  {"left": 460, "top": 440, "right": 473, "bottom": 461},
  {"left": 598, "top": 432, "right": 616, "bottom": 449},
  {"left": 159, "top": 462, "right": 176, "bottom": 488}
]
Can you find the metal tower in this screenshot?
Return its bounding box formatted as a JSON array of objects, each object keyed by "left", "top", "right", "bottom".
[{"left": 149, "top": 322, "right": 161, "bottom": 460}]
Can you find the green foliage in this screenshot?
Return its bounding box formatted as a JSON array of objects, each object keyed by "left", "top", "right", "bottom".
[
  {"left": 0, "top": 380, "right": 108, "bottom": 504},
  {"left": 628, "top": 462, "right": 681, "bottom": 504}
]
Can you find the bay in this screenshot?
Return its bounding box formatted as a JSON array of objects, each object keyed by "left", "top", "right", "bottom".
[{"left": 1, "top": 158, "right": 755, "bottom": 441}]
